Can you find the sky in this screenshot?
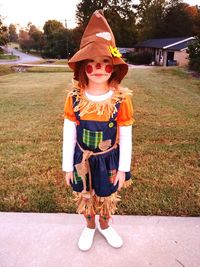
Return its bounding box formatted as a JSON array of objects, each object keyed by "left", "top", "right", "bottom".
[{"left": 0, "top": 0, "right": 199, "bottom": 30}]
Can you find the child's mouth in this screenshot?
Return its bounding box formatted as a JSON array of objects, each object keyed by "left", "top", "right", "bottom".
[{"left": 92, "top": 74, "right": 106, "bottom": 77}]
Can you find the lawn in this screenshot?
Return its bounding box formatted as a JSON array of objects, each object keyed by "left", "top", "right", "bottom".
[
  {"left": 0, "top": 67, "right": 200, "bottom": 215},
  {"left": 0, "top": 54, "right": 18, "bottom": 60}
]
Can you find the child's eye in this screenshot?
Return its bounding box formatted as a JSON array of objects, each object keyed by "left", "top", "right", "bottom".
[
  {"left": 103, "top": 59, "right": 110, "bottom": 63},
  {"left": 88, "top": 59, "right": 94, "bottom": 63}
]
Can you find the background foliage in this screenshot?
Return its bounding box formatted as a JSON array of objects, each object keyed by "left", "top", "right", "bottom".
[{"left": 0, "top": 1, "right": 200, "bottom": 70}]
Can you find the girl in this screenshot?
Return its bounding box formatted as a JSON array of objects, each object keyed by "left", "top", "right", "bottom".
[{"left": 62, "top": 10, "right": 134, "bottom": 251}]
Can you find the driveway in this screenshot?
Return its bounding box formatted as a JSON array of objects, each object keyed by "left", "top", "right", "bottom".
[
  {"left": 128, "top": 64, "right": 157, "bottom": 69},
  {"left": 0, "top": 46, "right": 41, "bottom": 65}
]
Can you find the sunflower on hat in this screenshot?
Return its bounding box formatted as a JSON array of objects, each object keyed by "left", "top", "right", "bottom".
[{"left": 109, "top": 46, "right": 122, "bottom": 58}]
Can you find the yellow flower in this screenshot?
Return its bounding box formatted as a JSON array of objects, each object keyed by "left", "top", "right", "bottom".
[{"left": 109, "top": 46, "right": 122, "bottom": 58}]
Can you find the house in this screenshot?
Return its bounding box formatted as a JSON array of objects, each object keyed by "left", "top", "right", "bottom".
[{"left": 134, "top": 37, "right": 195, "bottom": 66}]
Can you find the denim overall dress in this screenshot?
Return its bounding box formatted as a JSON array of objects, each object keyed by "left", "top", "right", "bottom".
[{"left": 70, "top": 94, "right": 131, "bottom": 197}]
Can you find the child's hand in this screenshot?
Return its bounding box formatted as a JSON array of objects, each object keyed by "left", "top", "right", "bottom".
[
  {"left": 113, "top": 170, "right": 125, "bottom": 191},
  {"left": 64, "top": 172, "right": 73, "bottom": 186}
]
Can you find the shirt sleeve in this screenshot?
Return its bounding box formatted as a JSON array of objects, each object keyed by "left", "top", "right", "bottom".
[
  {"left": 62, "top": 118, "right": 77, "bottom": 172},
  {"left": 118, "top": 125, "right": 132, "bottom": 172},
  {"left": 64, "top": 94, "right": 77, "bottom": 122},
  {"left": 116, "top": 95, "right": 135, "bottom": 126}
]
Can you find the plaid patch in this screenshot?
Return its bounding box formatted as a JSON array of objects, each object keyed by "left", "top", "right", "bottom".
[
  {"left": 108, "top": 169, "right": 117, "bottom": 184},
  {"left": 83, "top": 128, "right": 103, "bottom": 149},
  {"left": 73, "top": 170, "right": 83, "bottom": 184}
]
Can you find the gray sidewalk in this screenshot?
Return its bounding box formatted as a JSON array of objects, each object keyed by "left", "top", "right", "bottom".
[{"left": 0, "top": 212, "right": 199, "bottom": 267}]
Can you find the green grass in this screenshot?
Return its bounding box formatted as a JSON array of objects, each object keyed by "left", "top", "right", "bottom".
[
  {"left": 0, "top": 54, "right": 18, "bottom": 60},
  {"left": 0, "top": 68, "right": 200, "bottom": 215}
]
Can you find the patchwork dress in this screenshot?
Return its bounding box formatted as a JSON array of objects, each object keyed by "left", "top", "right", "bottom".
[{"left": 64, "top": 87, "right": 134, "bottom": 216}]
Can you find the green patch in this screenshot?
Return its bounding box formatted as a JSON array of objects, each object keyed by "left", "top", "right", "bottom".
[
  {"left": 74, "top": 170, "right": 83, "bottom": 184},
  {"left": 108, "top": 169, "right": 117, "bottom": 183},
  {"left": 83, "top": 128, "right": 103, "bottom": 149}
]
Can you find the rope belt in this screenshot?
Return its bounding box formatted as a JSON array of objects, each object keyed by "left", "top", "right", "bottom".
[{"left": 75, "top": 141, "right": 118, "bottom": 196}]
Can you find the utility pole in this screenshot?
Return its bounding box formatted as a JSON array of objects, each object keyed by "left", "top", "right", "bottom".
[
  {"left": 64, "top": 19, "right": 68, "bottom": 28},
  {"left": 61, "top": 19, "right": 71, "bottom": 59}
]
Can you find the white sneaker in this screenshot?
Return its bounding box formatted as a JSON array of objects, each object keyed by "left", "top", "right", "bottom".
[
  {"left": 78, "top": 227, "right": 96, "bottom": 251},
  {"left": 98, "top": 225, "right": 123, "bottom": 248}
]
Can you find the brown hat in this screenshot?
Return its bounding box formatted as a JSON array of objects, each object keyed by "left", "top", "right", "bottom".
[{"left": 68, "top": 10, "right": 128, "bottom": 82}]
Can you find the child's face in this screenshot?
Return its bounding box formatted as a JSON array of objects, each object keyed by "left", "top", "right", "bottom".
[{"left": 85, "top": 56, "right": 113, "bottom": 84}]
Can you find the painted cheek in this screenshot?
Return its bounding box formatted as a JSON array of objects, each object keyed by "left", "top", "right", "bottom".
[
  {"left": 105, "top": 64, "right": 113, "bottom": 73},
  {"left": 86, "top": 65, "right": 93, "bottom": 74}
]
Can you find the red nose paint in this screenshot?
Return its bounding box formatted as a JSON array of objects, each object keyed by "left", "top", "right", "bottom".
[
  {"left": 96, "top": 63, "right": 101, "bottom": 69},
  {"left": 105, "top": 64, "right": 113, "bottom": 73},
  {"left": 86, "top": 65, "right": 93, "bottom": 74}
]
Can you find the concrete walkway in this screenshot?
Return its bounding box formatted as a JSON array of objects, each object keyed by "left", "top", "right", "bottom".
[{"left": 0, "top": 213, "right": 199, "bottom": 267}]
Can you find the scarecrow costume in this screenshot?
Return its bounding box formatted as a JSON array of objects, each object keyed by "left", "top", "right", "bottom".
[{"left": 62, "top": 10, "right": 134, "bottom": 219}]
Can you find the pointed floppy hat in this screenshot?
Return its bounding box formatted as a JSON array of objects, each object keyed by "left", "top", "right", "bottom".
[{"left": 68, "top": 10, "right": 128, "bottom": 82}]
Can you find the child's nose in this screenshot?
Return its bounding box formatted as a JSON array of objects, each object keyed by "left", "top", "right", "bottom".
[{"left": 95, "top": 63, "right": 101, "bottom": 69}]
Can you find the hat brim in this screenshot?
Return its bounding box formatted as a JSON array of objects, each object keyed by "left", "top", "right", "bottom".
[{"left": 68, "top": 43, "right": 128, "bottom": 82}]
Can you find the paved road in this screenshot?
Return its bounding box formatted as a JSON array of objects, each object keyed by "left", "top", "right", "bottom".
[{"left": 0, "top": 46, "right": 41, "bottom": 65}]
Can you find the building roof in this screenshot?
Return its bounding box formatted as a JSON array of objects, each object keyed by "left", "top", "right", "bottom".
[
  {"left": 167, "top": 40, "right": 194, "bottom": 51},
  {"left": 135, "top": 37, "right": 195, "bottom": 50}
]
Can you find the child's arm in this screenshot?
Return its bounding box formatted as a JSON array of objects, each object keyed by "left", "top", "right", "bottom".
[
  {"left": 62, "top": 118, "right": 77, "bottom": 185},
  {"left": 114, "top": 125, "right": 132, "bottom": 190},
  {"left": 114, "top": 93, "right": 134, "bottom": 190}
]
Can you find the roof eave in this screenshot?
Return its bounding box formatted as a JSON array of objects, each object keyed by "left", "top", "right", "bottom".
[{"left": 163, "top": 37, "right": 195, "bottom": 49}]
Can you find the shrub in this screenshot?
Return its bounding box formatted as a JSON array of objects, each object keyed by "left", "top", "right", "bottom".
[
  {"left": 126, "top": 51, "right": 153, "bottom": 65},
  {"left": 187, "top": 36, "right": 200, "bottom": 72}
]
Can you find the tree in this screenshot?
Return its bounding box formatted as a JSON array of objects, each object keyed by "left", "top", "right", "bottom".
[
  {"left": 0, "top": 16, "right": 8, "bottom": 46},
  {"left": 76, "top": 0, "right": 108, "bottom": 28},
  {"left": 136, "top": 0, "right": 198, "bottom": 41},
  {"left": 28, "top": 24, "right": 44, "bottom": 52},
  {"left": 42, "top": 20, "right": 73, "bottom": 58},
  {"left": 43, "top": 20, "right": 64, "bottom": 36},
  {"left": 8, "top": 24, "right": 18, "bottom": 43},
  {"left": 163, "top": 0, "right": 194, "bottom": 37},
  {"left": 68, "top": 27, "right": 83, "bottom": 57},
  {"left": 193, "top": 5, "right": 200, "bottom": 37},
  {"left": 187, "top": 36, "right": 200, "bottom": 72},
  {"left": 184, "top": 5, "right": 200, "bottom": 36},
  {"left": 105, "top": 0, "right": 137, "bottom": 47},
  {"left": 18, "top": 29, "right": 32, "bottom": 51},
  {"left": 137, "top": 0, "right": 167, "bottom": 41}
]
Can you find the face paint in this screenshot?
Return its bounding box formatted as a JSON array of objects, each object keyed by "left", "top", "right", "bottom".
[
  {"left": 96, "top": 63, "right": 101, "bottom": 69},
  {"left": 105, "top": 64, "right": 113, "bottom": 73},
  {"left": 86, "top": 64, "right": 93, "bottom": 74},
  {"left": 85, "top": 57, "right": 113, "bottom": 83}
]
